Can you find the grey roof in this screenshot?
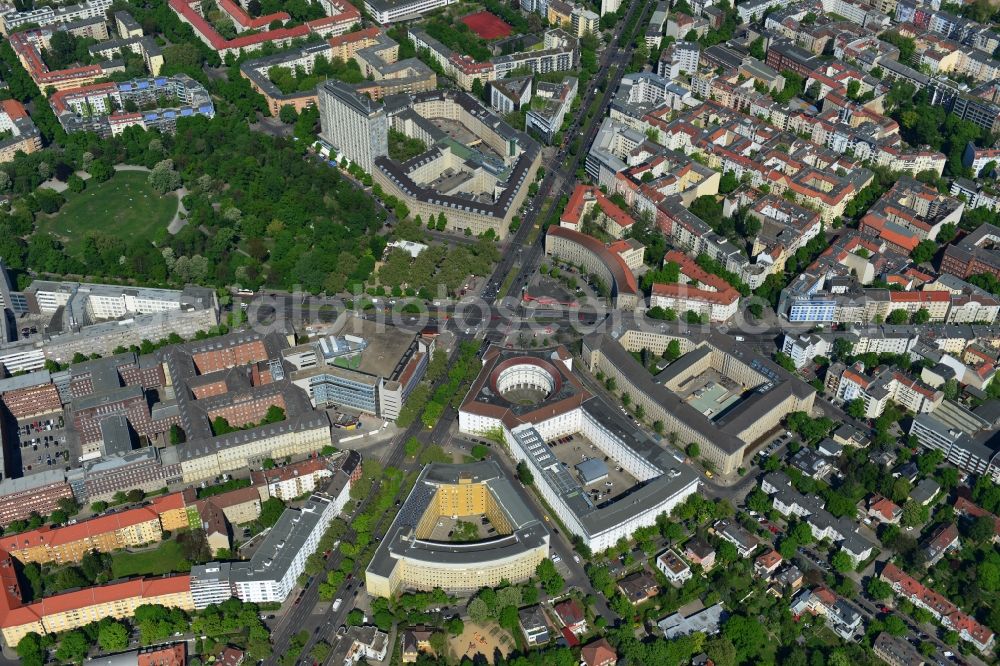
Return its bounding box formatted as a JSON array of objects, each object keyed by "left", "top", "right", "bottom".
[
  {"left": 375, "top": 89, "right": 539, "bottom": 220},
  {"left": 73, "top": 385, "right": 144, "bottom": 412},
  {"left": 873, "top": 632, "right": 927, "bottom": 665},
  {"left": 82, "top": 447, "right": 159, "bottom": 475},
  {"left": 576, "top": 458, "right": 609, "bottom": 484},
  {"left": 0, "top": 468, "right": 65, "bottom": 493},
  {"left": 585, "top": 327, "right": 815, "bottom": 455},
  {"left": 230, "top": 494, "right": 333, "bottom": 584},
  {"left": 509, "top": 398, "right": 699, "bottom": 539},
  {"left": 319, "top": 80, "right": 385, "bottom": 116},
  {"left": 933, "top": 399, "right": 989, "bottom": 435},
  {"left": 909, "top": 478, "right": 941, "bottom": 505},
  {"left": 973, "top": 399, "right": 1000, "bottom": 426},
  {"left": 518, "top": 604, "right": 548, "bottom": 630},
  {"left": 83, "top": 650, "right": 139, "bottom": 666},
  {"left": 174, "top": 412, "right": 330, "bottom": 463},
  {"left": 99, "top": 413, "right": 135, "bottom": 457},
  {"left": 658, "top": 602, "right": 727, "bottom": 638},
  {"left": 716, "top": 519, "right": 760, "bottom": 552},
  {"left": 367, "top": 460, "right": 549, "bottom": 580}
]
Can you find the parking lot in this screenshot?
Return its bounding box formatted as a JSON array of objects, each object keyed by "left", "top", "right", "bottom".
[
  {"left": 15, "top": 415, "right": 72, "bottom": 475},
  {"left": 546, "top": 432, "right": 639, "bottom": 505},
  {"left": 752, "top": 429, "right": 793, "bottom": 463}
]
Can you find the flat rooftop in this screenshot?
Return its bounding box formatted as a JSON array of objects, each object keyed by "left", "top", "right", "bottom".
[
  {"left": 332, "top": 316, "right": 417, "bottom": 379},
  {"left": 510, "top": 396, "right": 698, "bottom": 538},
  {"left": 549, "top": 433, "right": 637, "bottom": 503},
  {"left": 675, "top": 370, "right": 744, "bottom": 422},
  {"left": 230, "top": 493, "right": 333, "bottom": 584}
]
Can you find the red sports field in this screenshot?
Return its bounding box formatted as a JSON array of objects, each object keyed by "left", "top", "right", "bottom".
[{"left": 461, "top": 11, "right": 512, "bottom": 39}]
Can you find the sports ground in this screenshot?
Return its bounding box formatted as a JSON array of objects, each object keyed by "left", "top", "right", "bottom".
[{"left": 460, "top": 11, "right": 512, "bottom": 39}]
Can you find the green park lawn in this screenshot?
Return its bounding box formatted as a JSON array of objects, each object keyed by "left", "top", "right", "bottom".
[
  {"left": 111, "top": 539, "right": 189, "bottom": 579},
  {"left": 37, "top": 171, "right": 177, "bottom": 257}
]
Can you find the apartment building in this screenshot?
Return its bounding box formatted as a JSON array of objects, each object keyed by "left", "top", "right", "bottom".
[
  {"left": 656, "top": 549, "right": 692, "bottom": 585},
  {"left": 581, "top": 324, "right": 816, "bottom": 475},
  {"left": 190, "top": 482, "right": 354, "bottom": 606},
  {"left": 649, "top": 250, "right": 740, "bottom": 322},
  {"left": 0, "top": 493, "right": 187, "bottom": 565},
  {"left": 526, "top": 77, "right": 578, "bottom": 143},
  {"left": 366, "top": 461, "right": 550, "bottom": 598},
  {"left": 250, "top": 458, "right": 334, "bottom": 500},
  {"left": 0, "top": 100, "right": 42, "bottom": 163},
  {"left": 881, "top": 563, "right": 995, "bottom": 653},
  {"left": 544, "top": 226, "right": 640, "bottom": 311},
  {"left": 762, "top": 473, "right": 875, "bottom": 565},
  {"left": 909, "top": 410, "right": 1000, "bottom": 482},
  {"left": 169, "top": 0, "right": 359, "bottom": 57},
  {"left": 230, "top": 494, "right": 339, "bottom": 603},
  {"left": 9, "top": 30, "right": 113, "bottom": 92},
  {"left": 242, "top": 30, "right": 435, "bottom": 116},
  {"left": 370, "top": 89, "right": 540, "bottom": 240},
  {"left": 859, "top": 177, "right": 963, "bottom": 252},
  {"left": 317, "top": 80, "right": 391, "bottom": 175},
  {"left": 50, "top": 75, "right": 214, "bottom": 137},
  {"left": 872, "top": 632, "right": 927, "bottom": 666},
  {"left": 830, "top": 362, "right": 942, "bottom": 417},
  {"left": 1, "top": 0, "right": 113, "bottom": 34},
  {"left": 364, "top": 0, "right": 455, "bottom": 23},
  {"left": 0, "top": 563, "right": 193, "bottom": 647}
]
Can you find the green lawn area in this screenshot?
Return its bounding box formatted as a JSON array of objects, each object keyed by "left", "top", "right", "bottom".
[
  {"left": 333, "top": 354, "right": 362, "bottom": 370},
  {"left": 111, "top": 539, "right": 189, "bottom": 578},
  {"left": 37, "top": 171, "right": 177, "bottom": 257}
]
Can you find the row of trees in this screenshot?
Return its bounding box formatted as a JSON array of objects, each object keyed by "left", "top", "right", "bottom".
[{"left": 18, "top": 597, "right": 260, "bottom": 666}]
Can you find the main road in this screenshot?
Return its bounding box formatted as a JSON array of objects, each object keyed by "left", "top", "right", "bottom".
[
  {"left": 482, "top": 2, "right": 656, "bottom": 306},
  {"left": 266, "top": 6, "right": 660, "bottom": 663}
]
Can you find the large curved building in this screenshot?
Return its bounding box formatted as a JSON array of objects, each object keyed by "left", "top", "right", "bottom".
[
  {"left": 365, "top": 461, "right": 549, "bottom": 598},
  {"left": 544, "top": 226, "right": 640, "bottom": 310},
  {"left": 459, "top": 347, "right": 700, "bottom": 553}
]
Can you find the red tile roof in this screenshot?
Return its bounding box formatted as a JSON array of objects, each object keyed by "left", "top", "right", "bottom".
[
  {"left": 49, "top": 81, "right": 119, "bottom": 114},
  {"left": 0, "top": 492, "right": 185, "bottom": 553},
  {"left": 217, "top": 646, "right": 246, "bottom": 666},
  {"left": 882, "top": 563, "right": 994, "bottom": 648},
  {"left": 0, "top": 99, "right": 29, "bottom": 121},
  {"left": 860, "top": 214, "right": 920, "bottom": 251},
  {"left": 328, "top": 26, "right": 380, "bottom": 47},
  {"left": 1, "top": 383, "right": 62, "bottom": 418},
  {"left": 755, "top": 549, "right": 783, "bottom": 571},
  {"left": 926, "top": 523, "right": 959, "bottom": 552},
  {"left": 217, "top": 0, "right": 288, "bottom": 29},
  {"left": 0, "top": 554, "right": 190, "bottom": 631},
  {"left": 581, "top": 638, "right": 617, "bottom": 666},
  {"left": 842, "top": 367, "right": 871, "bottom": 389},
  {"left": 560, "top": 184, "right": 634, "bottom": 230},
  {"left": 547, "top": 226, "right": 638, "bottom": 297},
  {"left": 954, "top": 497, "right": 1000, "bottom": 536},
  {"left": 651, "top": 250, "right": 740, "bottom": 307},
  {"left": 869, "top": 496, "right": 900, "bottom": 522},
  {"left": 169, "top": 0, "right": 356, "bottom": 52},
  {"left": 138, "top": 642, "right": 186, "bottom": 666},
  {"left": 554, "top": 598, "right": 584, "bottom": 625},
  {"left": 889, "top": 290, "right": 950, "bottom": 303},
  {"left": 253, "top": 458, "right": 329, "bottom": 485}
]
